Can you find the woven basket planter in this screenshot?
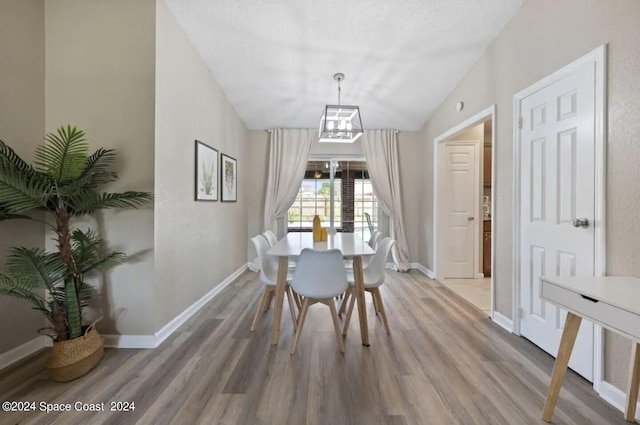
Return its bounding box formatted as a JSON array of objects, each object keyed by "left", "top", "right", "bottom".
[{"left": 46, "top": 328, "right": 104, "bottom": 382}]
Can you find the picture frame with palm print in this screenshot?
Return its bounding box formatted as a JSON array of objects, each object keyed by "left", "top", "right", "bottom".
[
  {"left": 195, "top": 140, "right": 218, "bottom": 201},
  {"left": 221, "top": 153, "right": 237, "bottom": 202}
]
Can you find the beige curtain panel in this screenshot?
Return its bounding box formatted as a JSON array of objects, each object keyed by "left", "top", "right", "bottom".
[
  {"left": 263, "top": 129, "right": 313, "bottom": 235},
  {"left": 362, "top": 129, "right": 411, "bottom": 271}
]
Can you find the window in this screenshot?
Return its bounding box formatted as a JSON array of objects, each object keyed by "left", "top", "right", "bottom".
[
  {"left": 287, "top": 160, "right": 377, "bottom": 240},
  {"left": 353, "top": 175, "right": 378, "bottom": 241},
  {"left": 287, "top": 178, "right": 341, "bottom": 230}
]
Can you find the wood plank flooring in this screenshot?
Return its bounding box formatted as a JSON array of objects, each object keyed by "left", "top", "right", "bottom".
[{"left": 0, "top": 270, "right": 628, "bottom": 425}]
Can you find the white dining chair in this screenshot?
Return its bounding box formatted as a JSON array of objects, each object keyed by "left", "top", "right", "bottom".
[
  {"left": 263, "top": 229, "right": 298, "bottom": 271},
  {"left": 262, "top": 230, "right": 278, "bottom": 247},
  {"left": 290, "top": 248, "right": 348, "bottom": 354},
  {"left": 341, "top": 237, "right": 396, "bottom": 335},
  {"left": 250, "top": 235, "right": 298, "bottom": 332},
  {"left": 368, "top": 231, "right": 381, "bottom": 249}
]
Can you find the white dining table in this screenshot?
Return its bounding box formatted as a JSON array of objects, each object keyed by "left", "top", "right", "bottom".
[{"left": 266, "top": 232, "right": 376, "bottom": 346}]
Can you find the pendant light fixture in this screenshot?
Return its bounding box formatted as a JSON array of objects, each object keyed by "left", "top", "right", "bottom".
[{"left": 318, "top": 73, "right": 363, "bottom": 143}]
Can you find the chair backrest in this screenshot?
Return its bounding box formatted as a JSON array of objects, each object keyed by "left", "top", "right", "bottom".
[
  {"left": 291, "top": 248, "right": 348, "bottom": 299},
  {"left": 250, "top": 235, "right": 278, "bottom": 284},
  {"left": 368, "top": 231, "right": 381, "bottom": 249},
  {"left": 364, "top": 212, "right": 374, "bottom": 235},
  {"left": 363, "top": 237, "right": 396, "bottom": 285},
  {"left": 262, "top": 230, "right": 278, "bottom": 248}
]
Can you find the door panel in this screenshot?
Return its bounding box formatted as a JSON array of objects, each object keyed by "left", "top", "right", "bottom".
[
  {"left": 519, "top": 60, "right": 596, "bottom": 381},
  {"left": 444, "top": 142, "right": 477, "bottom": 278}
]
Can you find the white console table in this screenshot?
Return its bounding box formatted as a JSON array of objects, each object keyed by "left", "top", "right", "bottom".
[{"left": 539, "top": 276, "right": 640, "bottom": 423}]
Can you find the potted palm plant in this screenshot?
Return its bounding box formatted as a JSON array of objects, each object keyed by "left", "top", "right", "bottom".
[{"left": 0, "top": 125, "right": 152, "bottom": 381}]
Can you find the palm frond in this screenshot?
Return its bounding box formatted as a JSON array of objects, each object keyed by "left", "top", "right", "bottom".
[
  {"left": 58, "top": 148, "right": 119, "bottom": 195},
  {"left": 81, "top": 251, "right": 126, "bottom": 274},
  {"left": 6, "top": 247, "right": 66, "bottom": 292},
  {"left": 71, "top": 229, "right": 125, "bottom": 274},
  {"left": 70, "top": 191, "right": 153, "bottom": 215},
  {"left": 0, "top": 162, "right": 52, "bottom": 214},
  {"left": 0, "top": 205, "right": 34, "bottom": 221},
  {"left": 34, "top": 125, "right": 89, "bottom": 183},
  {"left": 82, "top": 148, "right": 119, "bottom": 187},
  {"left": 0, "top": 139, "right": 34, "bottom": 173},
  {"left": 0, "top": 274, "right": 52, "bottom": 322}
]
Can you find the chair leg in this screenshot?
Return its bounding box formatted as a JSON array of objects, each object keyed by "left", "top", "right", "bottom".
[
  {"left": 293, "top": 291, "right": 302, "bottom": 310},
  {"left": 373, "top": 288, "right": 391, "bottom": 335},
  {"left": 286, "top": 286, "right": 298, "bottom": 332},
  {"left": 372, "top": 291, "right": 380, "bottom": 316},
  {"left": 264, "top": 289, "right": 275, "bottom": 312},
  {"left": 291, "top": 298, "right": 311, "bottom": 355},
  {"left": 327, "top": 299, "right": 345, "bottom": 353},
  {"left": 338, "top": 287, "right": 352, "bottom": 316},
  {"left": 342, "top": 291, "right": 356, "bottom": 336},
  {"left": 251, "top": 287, "right": 271, "bottom": 331}
]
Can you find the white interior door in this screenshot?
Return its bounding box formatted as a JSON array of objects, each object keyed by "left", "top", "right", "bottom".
[
  {"left": 518, "top": 59, "right": 596, "bottom": 381},
  {"left": 444, "top": 142, "right": 478, "bottom": 278}
]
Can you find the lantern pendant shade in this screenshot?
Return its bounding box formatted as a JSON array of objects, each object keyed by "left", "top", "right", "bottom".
[{"left": 318, "top": 104, "right": 363, "bottom": 143}]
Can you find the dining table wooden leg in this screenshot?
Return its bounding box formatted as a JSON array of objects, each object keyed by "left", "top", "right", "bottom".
[
  {"left": 270, "top": 256, "right": 289, "bottom": 345},
  {"left": 352, "top": 256, "right": 369, "bottom": 346},
  {"left": 542, "top": 312, "right": 582, "bottom": 422},
  {"left": 624, "top": 342, "right": 640, "bottom": 422}
]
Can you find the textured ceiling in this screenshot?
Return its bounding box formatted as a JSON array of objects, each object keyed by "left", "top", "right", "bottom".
[{"left": 164, "top": 0, "right": 525, "bottom": 131}]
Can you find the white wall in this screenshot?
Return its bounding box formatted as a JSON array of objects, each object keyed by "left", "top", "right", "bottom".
[
  {"left": 419, "top": 0, "right": 640, "bottom": 391},
  {"left": 246, "top": 131, "right": 269, "bottom": 260},
  {"left": 155, "top": 0, "right": 249, "bottom": 329},
  {"left": 0, "top": 0, "right": 46, "bottom": 356},
  {"left": 45, "top": 0, "right": 156, "bottom": 335}
]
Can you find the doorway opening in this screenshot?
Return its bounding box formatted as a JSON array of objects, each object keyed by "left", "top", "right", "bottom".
[{"left": 433, "top": 105, "right": 495, "bottom": 317}]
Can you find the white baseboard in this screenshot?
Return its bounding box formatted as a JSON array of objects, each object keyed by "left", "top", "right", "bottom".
[
  {"left": 104, "top": 263, "right": 249, "bottom": 349},
  {"left": 0, "top": 336, "right": 51, "bottom": 371},
  {"left": 103, "top": 334, "right": 155, "bottom": 349},
  {"left": 413, "top": 263, "right": 435, "bottom": 279},
  {"left": 491, "top": 311, "right": 514, "bottom": 333},
  {"left": 598, "top": 380, "right": 640, "bottom": 421},
  {"left": 153, "top": 263, "right": 248, "bottom": 347}
]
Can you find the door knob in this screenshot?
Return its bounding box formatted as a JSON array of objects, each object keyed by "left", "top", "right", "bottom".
[
  {"left": 571, "top": 218, "right": 589, "bottom": 228},
  {"left": 467, "top": 216, "right": 474, "bottom": 221}
]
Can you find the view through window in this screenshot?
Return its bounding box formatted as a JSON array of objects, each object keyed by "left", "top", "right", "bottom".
[{"left": 287, "top": 161, "right": 377, "bottom": 241}]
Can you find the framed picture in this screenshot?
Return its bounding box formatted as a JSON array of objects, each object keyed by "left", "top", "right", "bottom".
[
  {"left": 195, "top": 140, "right": 218, "bottom": 201},
  {"left": 221, "top": 153, "right": 237, "bottom": 202}
]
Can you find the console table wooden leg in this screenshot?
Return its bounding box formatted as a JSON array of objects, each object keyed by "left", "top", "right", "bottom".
[
  {"left": 624, "top": 342, "right": 640, "bottom": 422},
  {"left": 542, "top": 312, "right": 582, "bottom": 422}
]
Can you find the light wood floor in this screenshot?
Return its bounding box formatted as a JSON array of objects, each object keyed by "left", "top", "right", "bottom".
[
  {"left": 0, "top": 270, "right": 628, "bottom": 425},
  {"left": 442, "top": 277, "right": 491, "bottom": 316}
]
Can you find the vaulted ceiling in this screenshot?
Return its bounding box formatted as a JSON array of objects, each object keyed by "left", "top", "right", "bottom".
[{"left": 165, "top": 0, "right": 525, "bottom": 131}]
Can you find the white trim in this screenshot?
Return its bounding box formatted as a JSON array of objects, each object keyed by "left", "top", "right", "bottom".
[
  {"left": 489, "top": 111, "right": 496, "bottom": 320},
  {"left": 512, "top": 90, "right": 522, "bottom": 336},
  {"left": 491, "top": 311, "right": 514, "bottom": 333},
  {"left": 433, "top": 104, "right": 496, "bottom": 316},
  {"left": 154, "top": 263, "right": 248, "bottom": 347},
  {"left": 598, "top": 380, "right": 640, "bottom": 422},
  {"left": 413, "top": 263, "right": 435, "bottom": 279},
  {"left": 103, "top": 334, "right": 155, "bottom": 349},
  {"left": 512, "top": 45, "right": 607, "bottom": 386},
  {"left": 103, "top": 263, "right": 249, "bottom": 349},
  {"left": 0, "top": 336, "right": 51, "bottom": 371}
]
